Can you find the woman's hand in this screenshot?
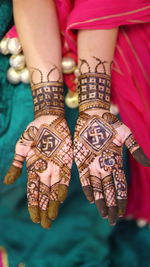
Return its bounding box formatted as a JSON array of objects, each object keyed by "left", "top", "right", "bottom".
[
  {"left": 4, "top": 115, "right": 73, "bottom": 229},
  {"left": 74, "top": 111, "right": 150, "bottom": 225}
]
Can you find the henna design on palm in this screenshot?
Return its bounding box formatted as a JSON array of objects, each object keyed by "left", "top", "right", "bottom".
[
  {"left": 4, "top": 69, "right": 73, "bottom": 228},
  {"left": 4, "top": 116, "right": 73, "bottom": 229},
  {"left": 75, "top": 63, "right": 150, "bottom": 225},
  {"left": 74, "top": 111, "right": 150, "bottom": 225}
]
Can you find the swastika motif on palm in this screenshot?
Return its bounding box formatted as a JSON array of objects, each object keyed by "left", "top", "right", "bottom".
[
  {"left": 34, "top": 126, "right": 62, "bottom": 158},
  {"left": 80, "top": 118, "right": 113, "bottom": 153}
]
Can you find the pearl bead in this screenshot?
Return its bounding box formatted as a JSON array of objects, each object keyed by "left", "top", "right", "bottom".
[
  {"left": 74, "top": 67, "right": 79, "bottom": 77},
  {"left": 62, "top": 57, "right": 76, "bottom": 74},
  {"left": 137, "top": 219, "right": 147, "bottom": 227},
  {"left": 110, "top": 104, "right": 119, "bottom": 115},
  {"left": 7, "top": 67, "right": 20, "bottom": 84},
  {"left": 0, "top": 38, "right": 9, "bottom": 55},
  {"left": 9, "top": 54, "right": 25, "bottom": 70},
  {"left": 7, "top": 38, "right": 22, "bottom": 55},
  {"left": 20, "top": 68, "right": 30, "bottom": 83},
  {"left": 65, "top": 91, "right": 78, "bottom": 108}
]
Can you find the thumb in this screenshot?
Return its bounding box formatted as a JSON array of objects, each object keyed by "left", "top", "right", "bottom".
[
  {"left": 124, "top": 133, "right": 150, "bottom": 167},
  {"left": 4, "top": 139, "right": 26, "bottom": 184}
]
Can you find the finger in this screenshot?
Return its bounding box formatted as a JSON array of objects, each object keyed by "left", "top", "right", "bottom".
[
  {"left": 113, "top": 168, "right": 127, "bottom": 217},
  {"left": 117, "top": 199, "right": 127, "bottom": 218},
  {"left": 90, "top": 173, "right": 108, "bottom": 218},
  {"left": 40, "top": 210, "right": 52, "bottom": 229},
  {"left": 39, "top": 182, "right": 51, "bottom": 229},
  {"left": 48, "top": 200, "right": 60, "bottom": 220},
  {"left": 108, "top": 207, "right": 118, "bottom": 225},
  {"left": 95, "top": 199, "right": 108, "bottom": 218},
  {"left": 4, "top": 164, "right": 22, "bottom": 184},
  {"left": 4, "top": 153, "right": 25, "bottom": 184},
  {"left": 28, "top": 206, "right": 40, "bottom": 224},
  {"left": 102, "top": 175, "right": 118, "bottom": 225},
  {"left": 125, "top": 134, "right": 150, "bottom": 166},
  {"left": 59, "top": 165, "right": 72, "bottom": 203},
  {"left": 27, "top": 175, "right": 40, "bottom": 223},
  {"left": 49, "top": 182, "right": 60, "bottom": 220},
  {"left": 132, "top": 148, "right": 150, "bottom": 167},
  {"left": 80, "top": 168, "right": 94, "bottom": 203},
  {"left": 58, "top": 184, "right": 68, "bottom": 203}
]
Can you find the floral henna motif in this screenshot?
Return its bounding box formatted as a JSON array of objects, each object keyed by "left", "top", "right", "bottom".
[{"left": 27, "top": 178, "right": 39, "bottom": 207}]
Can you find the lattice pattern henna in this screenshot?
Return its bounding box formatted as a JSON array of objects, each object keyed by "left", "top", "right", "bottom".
[
  {"left": 78, "top": 73, "right": 111, "bottom": 112},
  {"left": 39, "top": 182, "right": 50, "bottom": 210},
  {"left": 32, "top": 82, "right": 64, "bottom": 118},
  {"left": 73, "top": 141, "right": 89, "bottom": 166},
  {"left": 102, "top": 175, "right": 117, "bottom": 207},
  {"left": 48, "top": 118, "right": 73, "bottom": 170},
  {"left": 50, "top": 183, "right": 59, "bottom": 201},
  {"left": 125, "top": 134, "right": 139, "bottom": 153}
]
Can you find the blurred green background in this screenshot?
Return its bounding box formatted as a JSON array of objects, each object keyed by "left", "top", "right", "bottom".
[{"left": 1, "top": 1, "right": 150, "bottom": 266}]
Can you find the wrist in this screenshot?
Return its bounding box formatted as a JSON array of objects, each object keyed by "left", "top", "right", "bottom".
[
  {"left": 78, "top": 72, "right": 111, "bottom": 113},
  {"left": 31, "top": 81, "right": 65, "bottom": 119}
]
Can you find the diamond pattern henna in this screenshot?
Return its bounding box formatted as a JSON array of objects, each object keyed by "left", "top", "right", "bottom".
[
  {"left": 80, "top": 118, "right": 114, "bottom": 153},
  {"left": 34, "top": 125, "right": 62, "bottom": 159}
]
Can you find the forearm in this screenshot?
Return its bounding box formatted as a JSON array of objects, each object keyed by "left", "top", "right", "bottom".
[
  {"left": 13, "top": 0, "right": 62, "bottom": 81},
  {"left": 13, "top": 0, "right": 64, "bottom": 117},
  {"left": 77, "top": 28, "right": 118, "bottom": 113}
]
